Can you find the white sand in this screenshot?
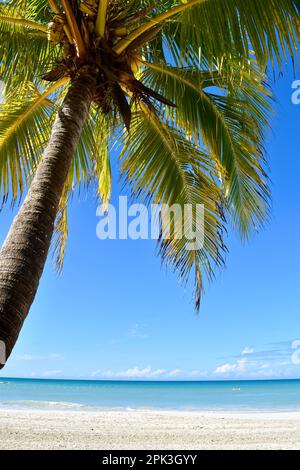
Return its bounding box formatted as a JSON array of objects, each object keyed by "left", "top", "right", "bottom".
[{"left": 0, "top": 408, "right": 300, "bottom": 450}]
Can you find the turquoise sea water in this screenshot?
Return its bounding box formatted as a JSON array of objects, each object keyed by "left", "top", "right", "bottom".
[{"left": 0, "top": 378, "right": 300, "bottom": 412}]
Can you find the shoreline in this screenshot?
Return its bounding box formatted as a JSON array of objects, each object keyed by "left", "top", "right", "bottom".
[
  {"left": 1, "top": 408, "right": 300, "bottom": 449},
  {"left": 1, "top": 405, "right": 300, "bottom": 416}
]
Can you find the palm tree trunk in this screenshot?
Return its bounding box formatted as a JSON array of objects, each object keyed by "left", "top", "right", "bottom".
[{"left": 0, "top": 69, "right": 96, "bottom": 367}]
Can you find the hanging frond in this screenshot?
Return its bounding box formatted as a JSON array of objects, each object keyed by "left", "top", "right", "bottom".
[
  {"left": 53, "top": 184, "right": 70, "bottom": 272},
  {"left": 52, "top": 109, "right": 111, "bottom": 269},
  {"left": 70, "top": 107, "right": 111, "bottom": 199},
  {"left": 142, "top": 59, "right": 272, "bottom": 237},
  {"left": 121, "top": 109, "right": 226, "bottom": 308},
  {"left": 94, "top": 127, "right": 111, "bottom": 210},
  {"left": 0, "top": 78, "right": 68, "bottom": 204}
]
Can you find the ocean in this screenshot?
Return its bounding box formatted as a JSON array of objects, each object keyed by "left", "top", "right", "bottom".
[{"left": 0, "top": 378, "right": 300, "bottom": 412}]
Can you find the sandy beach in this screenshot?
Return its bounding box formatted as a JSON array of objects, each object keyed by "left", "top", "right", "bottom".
[{"left": 0, "top": 409, "right": 300, "bottom": 450}]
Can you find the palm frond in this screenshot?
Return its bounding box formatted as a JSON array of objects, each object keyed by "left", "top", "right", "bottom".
[
  {"left": 0, "top": 14, "right": 47, "bottom": 32},
  {"left": 94, "top": 124, "right": 111, "bottom": 210},
  {"left": 114, "top": 0, "right": 300, "bottom": 70},
  {"left": 0, "top": 4, "right": 57, "bottom": 88},
  {"left": 174, "top": 0, "right": 299, "bottom": 68},
  {"left": 142, "top": 59, "right": 272, "bottom": 236},
  {"left": 0, "top": 78, "right": 68, "bottom": 204},
  {"left": 52, "top": 109, "right": 111, "bottom": 269},
  {"left": 7, "top": 0, "right": 52, "bottom": 23},
  {"left": 121, "top": 108, "right": 226, "bottom": 308},
  {"left": 70, "top": 107, "right": 111, "bottom": 201},
  {"left": 53, "top": 181, "right": 70, "bottom": 272}
]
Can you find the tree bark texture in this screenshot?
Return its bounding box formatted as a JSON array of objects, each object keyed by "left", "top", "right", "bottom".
[{"left": 0, "top": 70, "right": 96, "bottom": 367}]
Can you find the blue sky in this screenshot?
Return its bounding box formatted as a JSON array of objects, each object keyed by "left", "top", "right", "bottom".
[{"left": 0, "top": 66, "right": 300, "bottom": 381}]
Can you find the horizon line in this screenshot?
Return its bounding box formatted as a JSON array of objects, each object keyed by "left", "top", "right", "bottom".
[{"left": 1, "top": 376, "right": 300, "bottom": 383}]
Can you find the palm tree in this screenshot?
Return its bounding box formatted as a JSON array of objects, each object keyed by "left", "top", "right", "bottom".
[{"left": 0, "top": 0, "right": 299, "bottom": 366}]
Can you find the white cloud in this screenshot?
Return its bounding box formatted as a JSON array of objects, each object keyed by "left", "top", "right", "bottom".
[
  {"left": 42, "top": 370, "right": 63, "bottom": 377},
  {"left": 16, "top": 353, "right": 63, "bottom": 361},
  {"left": 241, "top": 346, "right": 254, "bottom": 356},
  {"left": 91, "top": 366, "right": 207, "bottom": 380},
  {"left": 91, "top": 339, "right": 300, "bottom": 381},
  {"left": 118, "top": 366, "right": 154, "bottom": 378},
  {"left": 214, "top": 363, "right": 236, "bottom": 375},
  {"left": 215, "top": 346, "right": 255, "bottom": 376},
  {"left": 214, "top": 358, "right": 248, "bottom": 375},
  {"left": 214, "top": 353, "right": 300, "bottom": 379},
  {"left": 92, "top": 366, "right": 165, "bottom": 379},
  {"left": 166, "top": 369, "right": 182, "bottom": 377},
  {"left": 91, "top": 369, "right": 102, "bottom": 378}
]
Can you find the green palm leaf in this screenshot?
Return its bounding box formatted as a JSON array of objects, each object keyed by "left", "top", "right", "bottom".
[
  {"left": 0, "top": 80, "right": 56, "bottom": 202},
  {"left": 0, "top": 3, "right": 57, "bottom": 87},
  {"left": 116, "top": 0, "right": 300, "bottom": 69},
  {"left": 0, "top": 77, "right": 94, "bottom": 203},
  {"left": 171, "top": 0, "right": 299, "bottom": 67},
  {"left": 121, "top": 109, "right": 226, "bottom": 307},
  {"left": 53, "top": 108, "right": 111, "bottom": 270},
  {"left": 142, "top": 59, "right": 272, "bottom": 236}
]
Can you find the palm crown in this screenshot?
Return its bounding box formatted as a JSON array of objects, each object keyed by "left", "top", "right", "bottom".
[{"left": 0, "top": 0, "right": 299, "bottom": 326}]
